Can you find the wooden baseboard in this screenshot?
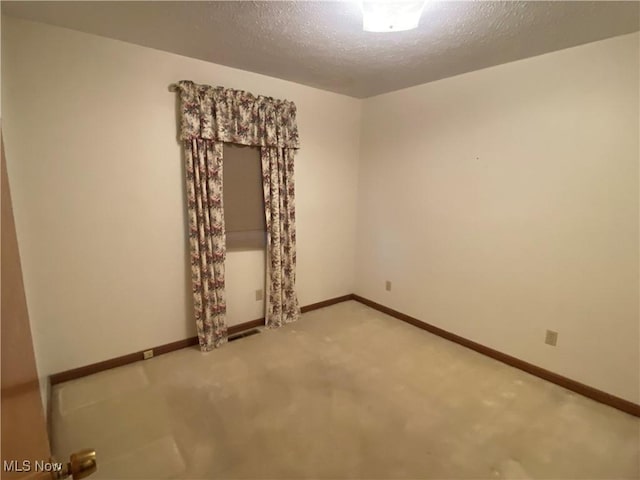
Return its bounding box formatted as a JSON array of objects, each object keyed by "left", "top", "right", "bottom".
[
  {"left": 49, "top": 335, "right": 199, "bottom": 385},
  {"left": 301, "top": 294, "right": 354, "bottom": 313},
  {"left": 49, "top": 294, "right": 354, "bottom": 386},
  {"left": 352, "top": 294, "right": 640, "bottom": 417}
]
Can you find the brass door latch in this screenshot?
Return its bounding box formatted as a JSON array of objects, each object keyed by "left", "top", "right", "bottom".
[{"left": 51, "top": 449, "right": 96, "bottom": 479}]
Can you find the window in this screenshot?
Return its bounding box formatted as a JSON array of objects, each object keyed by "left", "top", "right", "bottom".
[{"left": 223, "top": 143, "right": 266, "bottom": 250}]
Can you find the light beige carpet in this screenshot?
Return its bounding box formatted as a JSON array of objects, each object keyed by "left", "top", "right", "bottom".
[{"left": 52, "top": 301, "right": 640, "bottom": 479}]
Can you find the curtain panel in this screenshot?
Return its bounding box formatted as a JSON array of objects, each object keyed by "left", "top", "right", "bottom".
[
  {"left": 261, "top": 147, "right": 300, "bottom": 327},
  {"left": 176, "top": 80, "right": 301, "bottom": 349},
  {"left": 185, "top": 139, "right": 227, "bottom": 351}
]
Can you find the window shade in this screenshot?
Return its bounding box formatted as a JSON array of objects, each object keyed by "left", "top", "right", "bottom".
[{"left": 223, "top": 143, "right": 266, "bottom": 250}]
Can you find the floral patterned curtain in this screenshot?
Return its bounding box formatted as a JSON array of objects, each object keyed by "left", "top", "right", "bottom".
[
  {"left": 261, "top": 147, "right": 300, "bottom": 327},
  {"left": 177, "top": 81, "right": 299, "bottom": 148},
  {"left": 176, "top": 80, "right": 301, "bottom": 349},
  {"left": 185, "top": 139, "right": 227, "bottom": 351}
]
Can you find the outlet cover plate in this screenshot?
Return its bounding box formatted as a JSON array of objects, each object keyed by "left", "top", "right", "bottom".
[
  {"left": 143, "top": 349, "right": 154, "bottom": 360},
  {"left": 545, "top": 330, "right": 558, "bottom": 346}
]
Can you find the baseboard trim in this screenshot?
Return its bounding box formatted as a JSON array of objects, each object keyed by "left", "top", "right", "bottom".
[
  {"left": 301, "top": 294, "right": 355, "bottom": 313},
  {"left": 352, "top": 294, "right": 640, "bottom": 417},
  {"left": 49, "top": 335, "right": 198, "bottom": 385},
  {"left": 49, "top": 294, "right": 354, "bottom": 385}
]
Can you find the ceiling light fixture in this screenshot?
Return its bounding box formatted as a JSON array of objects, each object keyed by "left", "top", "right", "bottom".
[{"left": 361, "top": 1, "right": 427, "bottom": 33}]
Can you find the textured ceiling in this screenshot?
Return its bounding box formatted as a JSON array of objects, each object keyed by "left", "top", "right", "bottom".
[{"left": 3, "top": 1, "right": 639, "bottom": 98}]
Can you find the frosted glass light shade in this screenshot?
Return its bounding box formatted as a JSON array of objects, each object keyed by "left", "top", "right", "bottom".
[{"left": 362, "top": 1, "right": 426, "bottom": 33}]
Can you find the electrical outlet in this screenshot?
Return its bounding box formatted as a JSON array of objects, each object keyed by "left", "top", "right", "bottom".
[
  {"left": 255, "top": 289, "right": 263, "bottom": 301},
  {"left": 143, "top": 349, "right": 154, "bottom": 360},
  {"left": 385, "top": 281, "right": 392, "bottom": 292},
  {"left": 545, "top": 330, "right": 558, "bottom": 347}
]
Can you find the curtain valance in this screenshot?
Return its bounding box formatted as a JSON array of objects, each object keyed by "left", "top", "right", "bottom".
[{"left": 176, "top": 80, "right": 300, "bottom": 148}]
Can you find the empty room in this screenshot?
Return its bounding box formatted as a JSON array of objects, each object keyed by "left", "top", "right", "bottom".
[{"left": 1, "top": 1, "right": 639, "bottom": 479}]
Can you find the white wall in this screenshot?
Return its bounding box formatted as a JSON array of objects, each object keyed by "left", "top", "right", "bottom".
[
  {"left": 356, "top": 32, "right": 640, "bottom": 404},
  {"left": 2, "top": 17, "right": 361, "bottom": 379}
]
